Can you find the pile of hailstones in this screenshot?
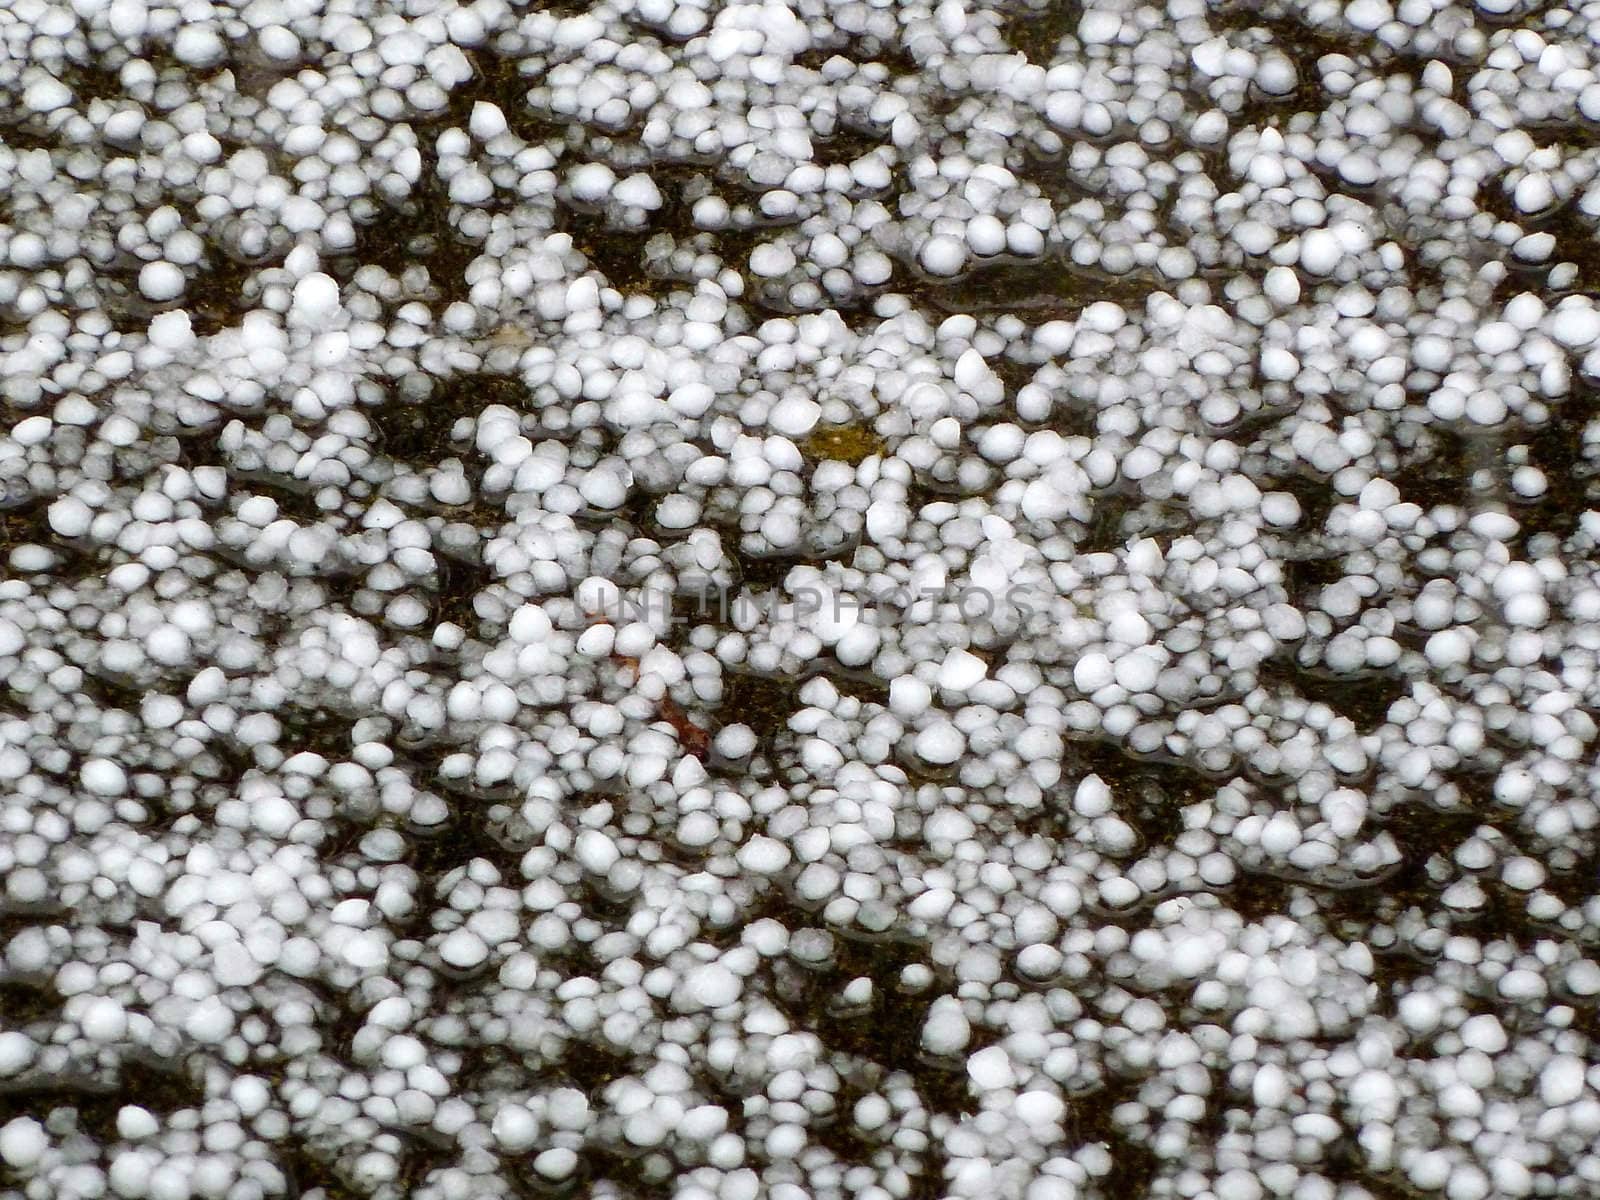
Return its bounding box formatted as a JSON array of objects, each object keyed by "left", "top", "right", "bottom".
[{"left": 5, "top": 0, "right": 1600, "bottom": 1198}]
